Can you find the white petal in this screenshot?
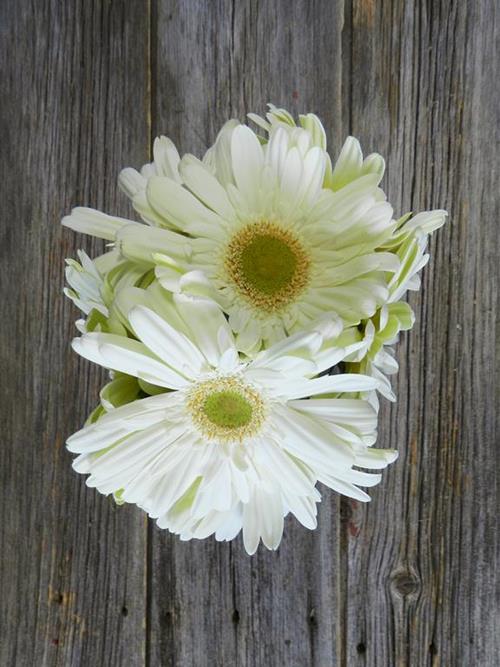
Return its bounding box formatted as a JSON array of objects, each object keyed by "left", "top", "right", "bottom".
[
  {"left": 274, "top": 405, "right": 354, "bottom": 470},
  {"left": 147, "top": 176, "right": 227, "bottom": 238},
  {"left": 361, "top": 153, "right": 385, "bottom": 182},
  {"left": 290, "top": 398, "right": 377, "bottom": 428},
  {"left": 317, "top": 474, "right": 371, "bottom": 502},
  {"left": 62, "top": 207, "right": 137, "bottom": 241},
  {"left": 251, "top": 330, "right": 322, "bottom": 376},
  {"left": 118, "top": 168, "right": 146, "bottom": 198},
  {"left": 112, "top": 285, "right": 188, "bottom": 338},
  {"left": 116, "top": 224, "right": 190, "bottom": 265},
  {"left": 174, "top": 292, "right": 236, "bottom": 367},
  {"left": 283, "top": 492, "right": 318, "bottom": 530},
  {"left": 331, "top": 136, "right": 363, "bottom": 190},
  {"left": 241, "top": 487, "right": 285, "bottom": 554},
  {"left": 279, "top": 146, "right": 303, "bottom": 203},
  {"left": 405, "top": 209, "right": 447, "bottom": 235},
  {"left": 180, "top": 155, "right": 235, "bottom": 220},
  {"left": 139, "top": 435, "right": 205, "bottom": 513},
  {"left": 192, "top": 458, "right": 234, "bottom": 515},
  {"left": 231, "top": 125, "right": 264, "bottom": 205},
  {"left": 299, "top": 146, "right": 326, "bottom": 206},
  {"left": 299, "top": 113, "right": 327, "bottom": 149},
  {"left": 128, "top": 306, "right": 206, "bottom": 378},
  {"left": 67, "top": 393, "right": 174, "bottom": 453},
  {"left": 72, "top": 332, "right": 190, "bottom": 389},
  {"left": 354, "top": 447, "right": 398, "bottom": 469},
  {"left": 88, "top": 423, "right": 184, "bottom": 494},
  {"left": 343, "top": 469, "right": 382, "bottom": 487},
  {"left": 242, "top": 500, "right": 261, "bottom": 555},
  {"left": 265, "top": 126, "right": 289, "bottom": 176},
  {"left": 258, "top": 440, "right": 316, "bottom": 497},
  {"left": 203, "top": 119, "right": 239, "bottom": 186},
  {"left": 280, "top": 373, "right": 379, "bottom": 400},
  {"left": 153, "top": 135, "right": 181, "bottom": 182},
  {"left": 235, "top": 317, "right": 262, "bottom": 355},
  {"left": 247, "top": 112, "right": 271, "bottom": 132},
  {"left": 215, "top": 506, "right": 244, "bottom": 541},
  {"left": 322, "top": 252, "right": 400, "bottom": 285},
  {"left": 259, "top": 492, "right": 284, "bottom": 550}
]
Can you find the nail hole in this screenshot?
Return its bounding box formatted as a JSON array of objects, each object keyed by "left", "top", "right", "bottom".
[
  {"left": 232, "top": 609, "right": 240, "bottom": 623},
  {"left": 121, "top": 606, "right": 128, "bottom": 617},
  {"left": 357, "top": 642, "right": 366, "bottom": 654}
]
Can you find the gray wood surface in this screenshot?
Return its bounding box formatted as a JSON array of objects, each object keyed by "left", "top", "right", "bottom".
[{"left": 1, "top": 1, "right": 498, "bottom": 666}]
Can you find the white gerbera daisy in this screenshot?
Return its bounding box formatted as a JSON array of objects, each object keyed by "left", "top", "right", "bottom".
[
  {"left": 64, "top": 250, "right": 110, "bottom": 318},
  {"left": 67, "top": 284, "right": 397, "bottom": 554},
  {"left": 63, "top": 109, "right": 404, "bottom": 354},
  {"left": 64, "top": 244, "right": 156, "bottom": 334},
  {"left": 341, "top": 208, "right": 447, "bottom": 404}
]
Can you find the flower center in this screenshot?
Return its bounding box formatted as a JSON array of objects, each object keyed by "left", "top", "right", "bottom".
[
  {"left": 186, "top": 376, "right": 266, "bottom": 442},
  {"left": 203, "top": 390, "right": 253, "bottom": 429},
  {"left": 224, "top": 221, "right": 311, "bottom": 312}
]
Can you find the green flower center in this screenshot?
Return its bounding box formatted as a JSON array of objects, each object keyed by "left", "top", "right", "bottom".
[
  {"left": 224, "top": 221, "right": 310, "bottom": 312},
  {"left": 203, "top": 390, "right": 253, "bottom": 429},
  {"left": 186, "top": 376, "right": 266, "bottom": 442},
  {"left": 240, "top": 234, "right": 298, "bottom": 295}
]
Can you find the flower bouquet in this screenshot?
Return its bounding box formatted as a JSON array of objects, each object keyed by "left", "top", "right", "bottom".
[{"left": 63, "top": 105, "right": 446, "bottom": 554}]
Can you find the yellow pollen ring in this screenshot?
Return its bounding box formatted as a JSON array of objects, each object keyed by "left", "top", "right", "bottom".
[
  {"left": 186, "top": 376, "right": 266, "bottom": 443},
  {"left": 224, "top": 221, "right": 311, "bottom": 313}
]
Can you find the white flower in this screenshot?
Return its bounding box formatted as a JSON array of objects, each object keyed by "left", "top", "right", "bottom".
[
  {"left": 342, "top": 209, "right": 447, "bottom": 404},
  {"left": 63, "top": 109, "right": 406, "bottom": 354},
  {"left": 248, "top": 103, "right": 386, "bottom": 191},
  {"left": 118, "top": 135, "right": 183, "bottom": 226},
  {"left": 344, "top": 303, "right": 414, "bottom": 405},
  {"left": 64, "top": 250, "right": 125, "bottom": 332},
  {"left": 64, "top": 247, "right": 153, "bottom": 334},
  {"left": 67, "top": 285, "right": 397, "bottom": 554},
  {"left": 384, "top": 210, "right": 447, "bottom": 303},
  {"left": 64, "top": 250, "right": 110, "bottom": 318}
]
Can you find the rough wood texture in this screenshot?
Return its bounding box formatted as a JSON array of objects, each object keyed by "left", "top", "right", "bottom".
[
  {"left": 0, "top": 2, "right": 149, "bottom": 665},
  {"left": 1, "top": 1, "right": 498, "bottom": 665}
]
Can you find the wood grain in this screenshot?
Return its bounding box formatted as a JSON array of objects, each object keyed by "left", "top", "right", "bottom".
[
  {"left": 0, "top": 1, "right": 149, "bottom": 665},
  {"left": 1, "top": 1, "right": 498, "bottom": 665},
  {"left": 148, "top": 2, "right": 345, "bottom": 666},
  {"left": 341, "top": 2, "right": 500, "bottom": 665}
]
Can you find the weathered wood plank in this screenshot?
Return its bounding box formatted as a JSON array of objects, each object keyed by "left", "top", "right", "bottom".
[
  {"left": 341, "top": 1, "right": 499, "bottom": 666},
  {"left": 1, "top": 1, "right": 498, "bottom": 665},
  {"left": 148, "top": 2, "right": 345, "bottom": 666},
  {"left": 0, "top": 2, "right": 149, "bottom": 665}
]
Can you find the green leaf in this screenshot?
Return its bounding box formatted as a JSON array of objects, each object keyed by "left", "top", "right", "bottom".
[{"left": 100, "top": 375, "right": 141, "bottom": 410}]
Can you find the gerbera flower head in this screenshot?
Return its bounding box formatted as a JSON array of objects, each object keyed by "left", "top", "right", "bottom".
[
  {"left": 64, "top": 250, "right": 110, "bottom": 320},
  {"left": 60, "top": 106, "right": 448, "bottom": 554},
  {"left": 67, "top": 281, "right": 397, "bottom": 553},
  {"left": 340, "top": 208, "right": 447, "bottom": 404},
  {"left": 62, "top": 104, "right": 447, "bottom": 355}
]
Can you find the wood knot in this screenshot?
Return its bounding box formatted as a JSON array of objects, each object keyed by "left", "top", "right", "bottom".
[{"left": 390, "top": 569, "right": 421, "bottom": 597}]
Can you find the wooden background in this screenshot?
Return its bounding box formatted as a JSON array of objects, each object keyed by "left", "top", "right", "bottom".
[{"left": 1, "top": 1, "right": 498, "bottom": 665}]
